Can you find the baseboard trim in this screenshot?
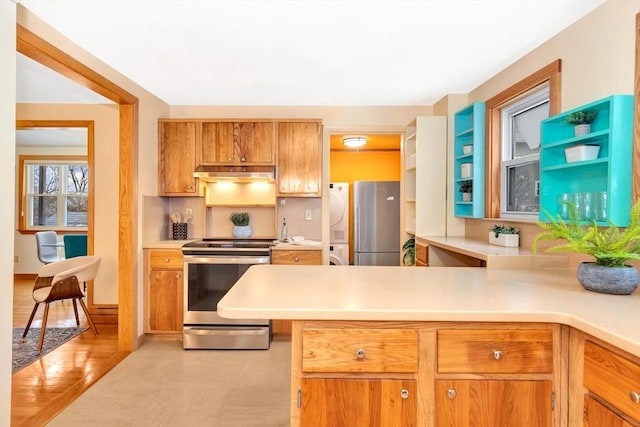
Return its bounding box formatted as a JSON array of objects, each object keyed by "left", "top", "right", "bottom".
[{"left": 14, "top": 273, "right": 37, "bottom": 281}]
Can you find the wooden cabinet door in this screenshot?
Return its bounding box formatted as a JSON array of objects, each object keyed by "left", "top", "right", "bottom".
[
  {"left": 148, "top": 269, "right": 183, "bottom": 332},
  {"left": 159, "top": 121, "right": 197, "bottom": 195},
  {"left": 435, "top": 380, "right": 552, "bottom": 427},
  {"left": 300, "top": 378, "right": 416, "bottom": 427},
  {"left": 585, "top": 395, "right": 636, "bottom": 427},
  {"left": 200, "top": 122, "right": 234, "bottom": 164},
  {"left": 235, "top": 122, "right": 274, "bottom": 164},
  {"left": 277, "top": 122, "right": 322, "bottom": 196}
]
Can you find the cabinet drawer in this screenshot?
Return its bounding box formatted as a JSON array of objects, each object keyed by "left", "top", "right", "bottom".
[
  {"left": 149, "top": 249, "right": 183, "bottom": 269},
  {"left": 272, "top": 250, "right": 321, "bottom": 265},
  {"left": 415, "top": 242, "right": 428, "bottom": 267},
  {"left": 584, "top": 341, "right": 640, "bottom": 423},
  {"left": 437, "top": 329, "right": 553, "bottom": 374},
  {"left": 302, "top": 328, "right": 418, "bottom": 373}
]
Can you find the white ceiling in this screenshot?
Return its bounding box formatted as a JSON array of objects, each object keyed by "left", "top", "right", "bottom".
[{"left": 17, "top": 0, "right": 606, "bottom": 106}]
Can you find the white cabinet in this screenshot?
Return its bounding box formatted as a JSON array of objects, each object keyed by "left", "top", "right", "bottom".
[{"left": 403, "top": 116, "right": 447, "bottom": 239}]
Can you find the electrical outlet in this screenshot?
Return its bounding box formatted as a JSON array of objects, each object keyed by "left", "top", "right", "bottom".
[
  {"left": 14, "top": 255, "right": 18, "bottom": 263},
  {"left": 185, "top": 208, "right": 193, "bottom": 217},
  {"left": 305, "top": 209, "right": 312, "bottom": 220}
]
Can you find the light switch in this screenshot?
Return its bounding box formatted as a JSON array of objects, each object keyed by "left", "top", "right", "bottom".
[{"left": 305, "top": 209, "right": 312, "bottom": 220}]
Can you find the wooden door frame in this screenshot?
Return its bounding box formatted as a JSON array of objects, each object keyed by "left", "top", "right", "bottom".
[{"left": 17, "top": 23, "right": 139, "bottom": 351}]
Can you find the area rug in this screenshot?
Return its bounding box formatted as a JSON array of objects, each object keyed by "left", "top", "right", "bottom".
[{"left": 12, "top": 327, "right": 87, "bottom": 373}]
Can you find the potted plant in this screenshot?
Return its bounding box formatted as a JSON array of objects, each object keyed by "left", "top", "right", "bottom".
[
  {"left": 459, "top": 180, "right": 473, "bottom": 202},
  {"left": 565, "top": 109, "right": 598, "bottom": 136},
  {"left": 402, "top": 237, "right": 415, "bottom": 266},
  {"left": 229, "top": 212, "right": 252, "bottom": 238},
  {"left": 489, "top": 224, "right": 520, "bottom": 247},
  {"left": 533, "top": 201, "right": 640, "bottom": 295}
]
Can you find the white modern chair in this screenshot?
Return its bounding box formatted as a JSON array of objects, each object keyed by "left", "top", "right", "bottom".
[
  {"left": 35, "top": 231, "right": 62, "bottom": 264},
  {"left": 23, "top": 255, "right": 101, "bottom": 352}
]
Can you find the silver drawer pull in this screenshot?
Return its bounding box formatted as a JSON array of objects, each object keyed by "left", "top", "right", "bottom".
[
  {"left": 164, "top": 258, "right": 170, "bottom": 262},
  {"left": 356, "top": 348, "right": 366, "bottom": 359},
  {"left": 294, "top": 257, "right": 300, "bottom": 262},
  {"left": 400, "top": 388, "right": 410, "bottom": 399},
  {"left": 493, "top": 350, "right": 503, "bottom": 360},
  {"left": 630, "top": 391, "right": 640, "bottom": 403},
  {"left": 447, "top": 389, "right": 457, "bottom": 400}
]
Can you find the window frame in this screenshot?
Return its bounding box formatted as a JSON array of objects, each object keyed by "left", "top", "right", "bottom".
[
  {"left": 484, "top": 60, "right": 561, "bottom": 219},
  {"left": 499, "top": 85, "right": 549, "bottom": 220},
  {"left": 18, "top": 154, "right": 89, "bottom": 233}
]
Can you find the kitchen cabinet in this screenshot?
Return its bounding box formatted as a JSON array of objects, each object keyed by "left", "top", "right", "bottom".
[
  {"left": 415, "top": 238, "right": 428, "bottom": 266},
  {"left": 453, "top": 102, "right": 485, "bottom": 218},
  {"left": 271, "top": 249, "right": 322, "bottom": 335},
  {"left": 159, "top": 121, "right": 198, "bottom": 195},
  {"left": 277, "top": 121, "right": 322, "bottom": 197},
  {"left": 291, "top": 321, "right": 561, "bottom": 426},
  {"left": 298, "top": 326, "right": 418, "bottom": 426},
  {"left": 145, "top": 249, "right": 183, "bottom": 333},
  {"left": 200, "top": 121, "right": 275, "bottom": 165},
  {"left": 539, "top": 95, "right": 634, "bottom": 226},
  {"left": 584, "top": 395, "right": 636, "bottom": 427},
  {"left": 402, "top": 116, "right": 446, "bottom": 238},
  {"left": 436, "top": 328, "right": 554, "bottom": 426}
]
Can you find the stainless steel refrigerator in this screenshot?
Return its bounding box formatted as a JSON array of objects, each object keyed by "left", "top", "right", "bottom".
[{"left": 353, "top": 181, "right": 400, "bottom": 266}]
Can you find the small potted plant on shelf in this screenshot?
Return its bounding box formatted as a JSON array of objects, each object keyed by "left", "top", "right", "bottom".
[
  {"left": 533, "top": 201, "right": 640, "bottom": 295},
  {"left": 402, "top": 237, "right": 415, "bottom": 266},
  {"left": 565, "top": 109, "right": 598, "bottom": 136},
  {"left": 489, "top": 224, "right": 520, "bottom": 247},
  {"left": 459, "top": 180, "right": 473, "bottom": 202},
  {"left": 229, "top": 212, "right": 252, "bottom": 238}
]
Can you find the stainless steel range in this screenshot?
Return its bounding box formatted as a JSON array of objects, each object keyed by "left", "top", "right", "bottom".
[{"left": 181, "top": 238, "right": 273, "bottom": 350}]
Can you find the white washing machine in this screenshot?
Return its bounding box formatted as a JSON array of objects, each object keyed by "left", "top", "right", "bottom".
[
  {"left": 329, "top": 244, "right": 349, "bottom": 266},
  {"left": 329, "top": 182, "right": 349, "bottom": 243}
]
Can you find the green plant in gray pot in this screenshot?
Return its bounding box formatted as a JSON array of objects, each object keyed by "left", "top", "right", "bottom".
[{"left": 533, "top": 201, "right": 640, "bottom": 295}]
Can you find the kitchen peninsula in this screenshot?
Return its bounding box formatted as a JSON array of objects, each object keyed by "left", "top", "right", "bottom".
[{"left": 218, "top": 265, "right": 640, "bottom": 426}]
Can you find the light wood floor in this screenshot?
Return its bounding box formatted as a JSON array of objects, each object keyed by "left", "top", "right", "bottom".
[{"left": 12, "top": 279, "right": 128, "bottom": 427}]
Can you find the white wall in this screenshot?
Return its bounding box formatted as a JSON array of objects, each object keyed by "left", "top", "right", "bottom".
[{"left": 0, "top": 2, "right": 16, "bottom": 424}]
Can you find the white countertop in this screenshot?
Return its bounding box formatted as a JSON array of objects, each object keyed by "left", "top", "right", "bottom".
[
  {"left": 217, "top": 265, "right": 640, "bottom": 356},
  {"left": 143, "top": 240, "right": 196, "bottom": 249}
]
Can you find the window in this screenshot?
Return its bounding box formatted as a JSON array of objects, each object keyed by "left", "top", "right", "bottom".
[
  {"left": 485, "top": 59, "right": 561, "bottom": 219},
  {"left": 500, "top": 85, "right": 549, "bottom": 219},
  {"left": 20, "top": 156, "right": 88, "bottom": 231}
]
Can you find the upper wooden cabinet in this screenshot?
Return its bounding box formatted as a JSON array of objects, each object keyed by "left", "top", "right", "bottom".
[
  {"left": 200, "top": 122, "right": 275, "bottom": 165},
  {"left": 277, "top": 121, "right": 322, "bottom": 197},
  {"left": 159, "top": 121, "right": 198, "bottom": 195}
]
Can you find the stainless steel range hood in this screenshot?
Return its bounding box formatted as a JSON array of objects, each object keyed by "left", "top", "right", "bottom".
[{"left": 193, "top": 165, "right": 275, "bottom": 182}]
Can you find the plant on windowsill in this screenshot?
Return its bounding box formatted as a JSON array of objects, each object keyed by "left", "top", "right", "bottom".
[
  {"left": 402, "top": 237, "right": 415, "bottom": 266},
  {"left": 533, "top": 201, "right": 640, "bottom": 295},
  {"left": 459, "top": 180, "right": 473, "bottom": 202},
  {"left": 229, "top": 212, "right": 252, "bottom": 238},
  {"left": 565, "top": 109, "right": 598, "bottom": 136},
  {"left": 489, "top": 224, "right": 520, "bottom": 247}
]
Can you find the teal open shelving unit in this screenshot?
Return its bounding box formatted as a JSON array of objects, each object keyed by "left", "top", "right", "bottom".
[
  {"left": 453, "top": 102, "right": 485, "bottom": 218},
  {"left": 539, "top": 94, "right": 634, "bottom": 226}
]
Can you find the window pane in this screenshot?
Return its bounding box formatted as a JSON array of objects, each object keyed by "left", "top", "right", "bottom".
[
  {"left": 507, "top": 162, "right": 539, "bottom": 213},
  {"left": 66, "top": 195, "right": 88, "bottom": 226},
  {"left": 66, "top": 165, "right": 89, "bottom": 194},
  {"left": 30, "top": 195, "right": 58, "bottom": 226},
  {"left": 511, "top": 101, "right": 549, "bottom": 159}
]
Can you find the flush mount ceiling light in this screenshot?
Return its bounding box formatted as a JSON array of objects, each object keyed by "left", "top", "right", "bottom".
[{"left": 343, "top": 136, "right": 367, "bottom": 148}]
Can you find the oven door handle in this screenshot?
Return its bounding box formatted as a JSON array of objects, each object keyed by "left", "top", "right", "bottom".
[
  {"left": 182, "top": 256, "right": 270, "bottom": 265},
  {"left": 183, "top": 327, "right": 269, "bottom": 336}
]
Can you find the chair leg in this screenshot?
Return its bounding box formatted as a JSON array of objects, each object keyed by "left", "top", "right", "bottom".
[
  {"left": 37, "top": 303, "right": 50, "bottom": 353},
  {"left": 77, "top": 297, "right": 99, "bottom": 335},
  {"left": 72, "top": 299, "right": 80, "bottom": 326},
  {"left": 23, "top": 303, "right": 40, "bottom": 338}
]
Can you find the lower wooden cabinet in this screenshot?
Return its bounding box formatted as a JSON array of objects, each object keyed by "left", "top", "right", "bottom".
[
  {"left": 145, "top": 249, "right": 184, "bottom": 333},
  {"left": 291, "top": 321, "right": 561, "bottom": 427},
  {"left": 570, "top": 334, "right": 640, "bottom": 427},
  {"left": 271, "top": 249, "right": 321, "bottom": 335},
  {"left": 300, "top": 378, "right": 416, "bottom": 427},
  {"left": 415, "top": 240, "right": 428, "bottom": 267},
  {"left": 584, "top": 395, "right": 636, "bottom": 427},
  {"left": 435, "top": 379, "right": 552, "bottom": 427}
]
